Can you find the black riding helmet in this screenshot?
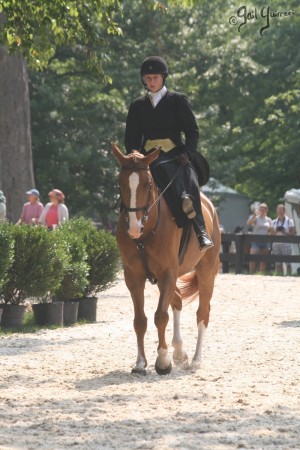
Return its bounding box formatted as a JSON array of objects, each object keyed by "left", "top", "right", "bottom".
[{"left": 140, "top": 56, "right": 168, "bottom": 88}]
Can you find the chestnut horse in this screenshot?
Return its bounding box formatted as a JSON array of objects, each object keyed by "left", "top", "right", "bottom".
[{"left": 112, "top": 143, "right": 221, "bottom": 375}]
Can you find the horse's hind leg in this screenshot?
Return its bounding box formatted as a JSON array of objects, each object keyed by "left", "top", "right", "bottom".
[
  {"left": 171, "top": 288, "right": 188, "bottom": 365},
  {"left": 192, "top": 273, "right": 214, "bottom": 370},
  {"left": 124, "top": 268, "right": 147, "bottom": 376}
]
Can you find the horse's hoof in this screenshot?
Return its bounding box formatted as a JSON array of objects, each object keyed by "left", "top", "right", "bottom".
[
  {"left": 155, "top": 361, "right": 172, "bottom": 375},
  {"left": 173, "top": 350, "right": 188, "bottom": 365},
  {"left": 131, "top": 367, "right": 147, "bottom": 376},
  {"left": 191, "top": 359, "right": 202, "bottom": 370}
]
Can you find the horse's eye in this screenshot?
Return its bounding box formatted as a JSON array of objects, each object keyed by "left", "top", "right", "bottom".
[{"left": 144, "top": 183, "right": 151, "bottom": 189}]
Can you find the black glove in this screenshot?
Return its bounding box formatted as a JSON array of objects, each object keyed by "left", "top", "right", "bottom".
[{"left": 175, "top": 152, "right": 190, "bottom": 166}]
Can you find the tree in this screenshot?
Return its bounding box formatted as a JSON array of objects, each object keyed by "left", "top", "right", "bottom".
[
  {"left": 2, "top": 0, "right": 298, "bottom": 222},
  {"left": 29, "top": 52, "right": 127, "bottom": 224},
  {"left": 0, "top": 0, "right": 122, "bottom": 220},
  {"left": 0, "top": 47, "right": 34, "bottom": 222},
  {"left": 0, "top": 0, "right": 190, "bottom": 221},
  {"left": 30, "top": 2, "right": 223, "bottom": 223}
]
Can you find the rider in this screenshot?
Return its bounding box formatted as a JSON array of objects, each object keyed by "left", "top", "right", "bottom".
[{"left": 124, "top": 56, "right": 213, "bottom": 251}]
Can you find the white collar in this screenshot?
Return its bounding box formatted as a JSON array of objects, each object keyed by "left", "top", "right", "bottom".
[{"left": 149, "top": 85, "right": 167, "bottom": 107}]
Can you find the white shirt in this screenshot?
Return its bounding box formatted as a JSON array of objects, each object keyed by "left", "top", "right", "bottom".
[
  {"left": 252, "top": 215, "right": 272, "bottom": 235},
  {"left": 149, "top": 85, "right": 167, "bottom": 108},
  {"left": 271, "top": 216, "right": 294, "bottom": 234}
]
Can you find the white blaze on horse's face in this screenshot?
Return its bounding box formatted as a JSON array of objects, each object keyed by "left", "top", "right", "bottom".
[{"left": 128, "top": 172, "right": 143, "bottom": 239}]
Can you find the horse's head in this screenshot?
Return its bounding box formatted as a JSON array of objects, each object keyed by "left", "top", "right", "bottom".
[{"left": 112, "top": 143, "right": 160, "bottom": 239}]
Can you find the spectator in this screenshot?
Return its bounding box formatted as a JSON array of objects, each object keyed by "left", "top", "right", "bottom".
[
  {"left": 270, "top": 204, "right": 295, "bottom": 275},
  {"left": 0, "top": 190, "right": 6, "bottom": 222},
  {"left": 247, "top": 203, "right": 272, "bottom": 274},
  {"left": 17, "top": 189, "right": 44, "bottom": 225},
  {"left": 38, "top": 189, "right": 69, "bottom": 230}
]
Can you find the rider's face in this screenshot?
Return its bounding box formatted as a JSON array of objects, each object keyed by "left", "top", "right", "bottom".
[{"left": 143, "top": 74, "right": 164, "bottom": 92}]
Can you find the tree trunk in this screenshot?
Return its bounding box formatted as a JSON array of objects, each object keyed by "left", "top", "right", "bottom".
[{"left": 0, "top": 47, "right": 35, "bottom": 222}]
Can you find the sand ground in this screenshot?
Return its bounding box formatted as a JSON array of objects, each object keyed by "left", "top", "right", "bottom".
[{"left": 0, "top": 274, "right": 299, "bottom": 450}]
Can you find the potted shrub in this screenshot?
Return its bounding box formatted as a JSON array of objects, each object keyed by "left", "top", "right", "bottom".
[
  {"left": 59, "top": 218, "right": 120, "bottom": 322},
  {"left": 0, "top": 225, "right": 68, "bottom": 327},
  {"left": 0, "top": 223, "right": 14, "bottom": 325},
  {"left": 53, "top": 222, "right": 89, "bottom": 325}
]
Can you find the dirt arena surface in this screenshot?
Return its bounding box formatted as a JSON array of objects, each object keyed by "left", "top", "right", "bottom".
[{"left": 0, "top": 274, "right": 299, "bottom": 450}]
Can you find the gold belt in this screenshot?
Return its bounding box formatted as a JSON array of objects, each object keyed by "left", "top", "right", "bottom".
[{"left": 144, "top": 138, "right": 176, "bottom": 153}]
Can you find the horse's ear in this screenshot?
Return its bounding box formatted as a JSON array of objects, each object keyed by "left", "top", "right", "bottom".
[
  {"left": 111, "top": 142, "right": 126, "bottom": 165},
  {"left": 144, "top": 147, "right": 161, "bottom": 166}
]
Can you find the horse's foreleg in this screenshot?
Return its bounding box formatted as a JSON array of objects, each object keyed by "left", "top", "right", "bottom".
[
  {"left": 125, "top": 270, "right": 147, "bottom": 376},
  {"left": 171, "top": 288, "right": 188, "bottom": 365},
  {"left": 132, "top": 301, "right": 147, "bottom": 376},
  {"left": 154, "top": 275, "right": 176, "bottom": 375}
]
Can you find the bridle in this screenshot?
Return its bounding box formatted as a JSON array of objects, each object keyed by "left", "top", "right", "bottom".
[
  {"left": 119, "top": 162, "right": 184, "bottom": 284},
  {"left": 119, "top": 165, "right": 160, "bottom": 284},
  {"left": 120, "top": 166, "right": 155, "bottom": 232},
  {"left": 120, "top": 161, "right": 184, "bottom": 226}
]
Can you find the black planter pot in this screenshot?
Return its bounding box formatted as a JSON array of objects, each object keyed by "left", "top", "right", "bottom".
[
  {"left": 77, "top": 297, "right": 98, "bottom": 323},
  {"left": 63, "top": 301, "right": 79, "bottom": 326},
  {"left": 32, "top": 302, "right": 64, "bottom": 327},
  {"left": 46, "top": 302, "right": 64, "bottom": 326},
  {"left": 1, "top": 304, "right": 26, "bottom": 328},
  {"left": 32, "top": 303, "right": 48, "bottom": 326}
]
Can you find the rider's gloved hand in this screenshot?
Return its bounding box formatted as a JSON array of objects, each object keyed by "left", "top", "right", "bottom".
[{"left": 175, "top": 153, "right": 190, "bottom": 166}]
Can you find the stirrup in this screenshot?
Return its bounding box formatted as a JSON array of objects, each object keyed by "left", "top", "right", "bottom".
[{"left": 182, "top": 196, "right": 196, "bottom": 219}]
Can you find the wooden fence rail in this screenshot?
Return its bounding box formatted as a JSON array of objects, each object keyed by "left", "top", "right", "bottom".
[{"left": 220, "top": 233, "right": 300, "bottom": 274}]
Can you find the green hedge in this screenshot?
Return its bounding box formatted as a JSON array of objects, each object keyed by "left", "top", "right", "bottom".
[
  {"left": 0, "top": 219, "right": 120, "bottom": 305},
  {"left": 56, "top": 218, "right": 120, "bottom": 297},
  {"left": 0, "top": 222, "right": 14, "bottom": 290}
]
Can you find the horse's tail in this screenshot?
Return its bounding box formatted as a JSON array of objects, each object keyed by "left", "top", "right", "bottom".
[{"left": 177, "top": 271, "right": 199, "bottom": 304}]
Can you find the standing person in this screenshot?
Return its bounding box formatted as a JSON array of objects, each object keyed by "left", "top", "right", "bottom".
[
  {"left": 124, "top": 56, "right": 213, "bottom": 251},
  {"left": 247, "top": 203, "right": 272, "bottom": 273},
  {"left": 17, "top": 189, "right": 44, "bottom": 225},
  {"left": 270, "top": 204, "right": 295, "bottom": 275},
  {"left": 0, "top": 190, "right": 6, "bottom": 222},
  {"left": 38, "top": 189, "right": 69, "bottom": 230}
]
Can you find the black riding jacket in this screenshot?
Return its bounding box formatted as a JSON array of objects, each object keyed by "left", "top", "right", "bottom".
[{"left": 124, "top": 90, "right": 199, "bottom": 162}]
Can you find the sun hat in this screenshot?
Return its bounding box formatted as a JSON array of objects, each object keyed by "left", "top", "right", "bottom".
[
  {"left": 26, "top": 188, "right": 40, "bottom": 197},
  {"left": 48, "top": 189, "right": 65, "bottom": 201}
]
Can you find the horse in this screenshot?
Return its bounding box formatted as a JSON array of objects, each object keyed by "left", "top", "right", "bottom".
[{"left": 112, "top": 143, "right": 221, "bottom": 376}]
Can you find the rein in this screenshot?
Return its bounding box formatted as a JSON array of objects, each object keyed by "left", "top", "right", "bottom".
[
  {"left": 147, "top": 164, "right": 184, "bottom": 213},
  {"left": 133, "top": 198, "right": 161, "bottom": 285}
]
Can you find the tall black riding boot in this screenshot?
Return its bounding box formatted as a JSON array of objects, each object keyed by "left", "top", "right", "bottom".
[
  {"left": 192, "top": 218, "right": 214, "bottom": 251},
  {"left": 182, "top": 195, "right": 214, "bottom": 251}
]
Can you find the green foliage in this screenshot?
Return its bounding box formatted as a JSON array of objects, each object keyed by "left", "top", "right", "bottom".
[
  {"left": 29, "top": 52, "right": 126, "bottom": 224},
  {"left": 0, "top": 223, "right": 14, "bottom": 289},
  {"left": 0, "top": 0, "right": 122, "bottom": 76},
  {"left": 54, "top": 220, "right": 89, "bottom": 301},
  {"left": 25, "top": 0, "right": 300, "bottom": 221},
  {"left": 0, "top": 225, "right": 68, "bottom": 305},
  {"left": 57, "top": 218, "right": 120, "bottom": 297}
]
